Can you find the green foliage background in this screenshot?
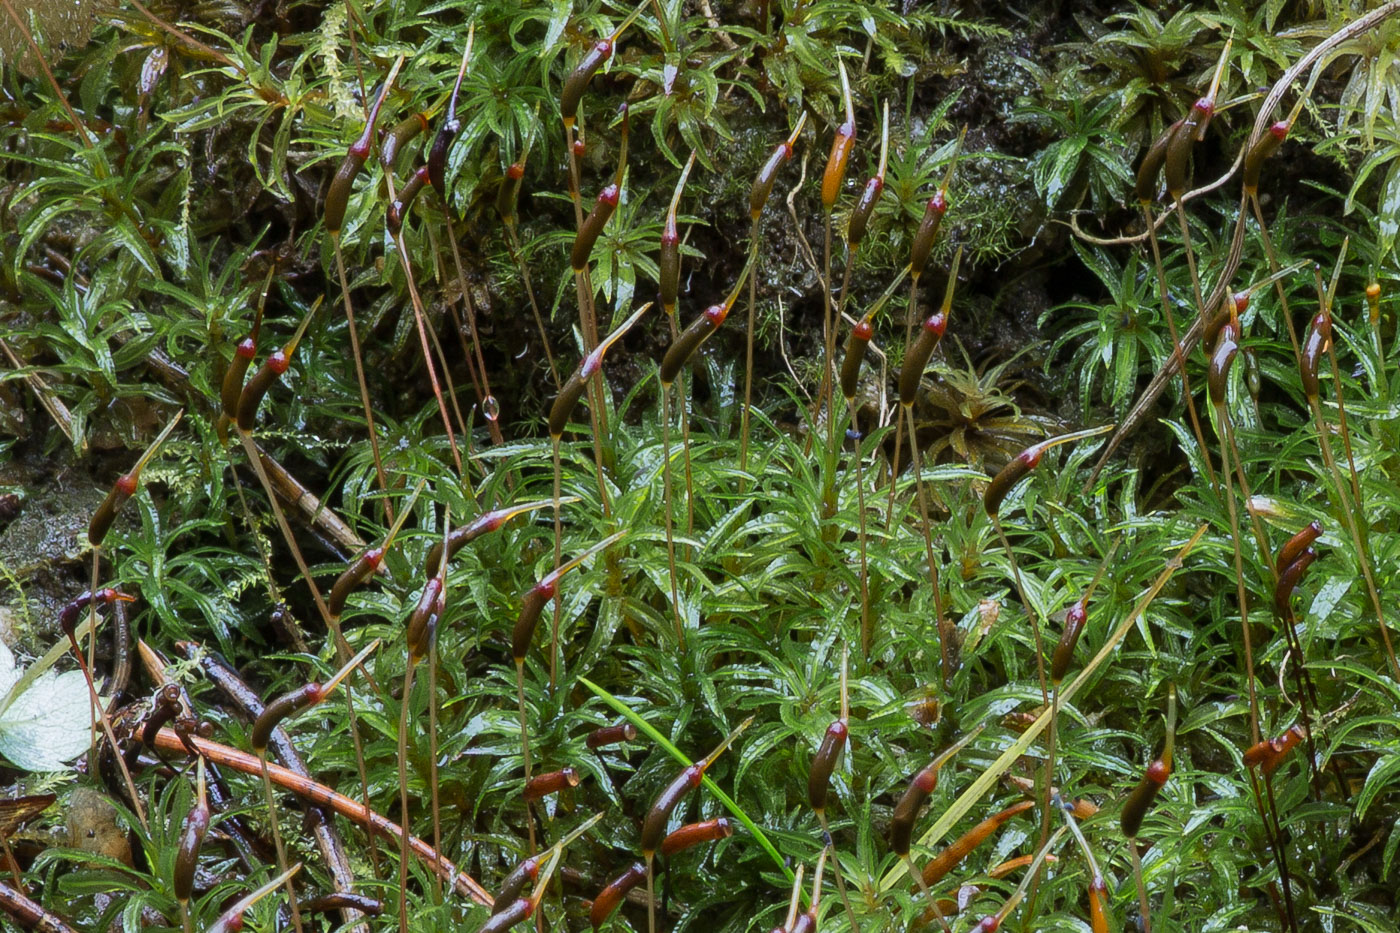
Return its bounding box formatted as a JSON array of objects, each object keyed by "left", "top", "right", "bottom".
[{"left": 1, "top": 0, "right": 1400, "bottom": 931}]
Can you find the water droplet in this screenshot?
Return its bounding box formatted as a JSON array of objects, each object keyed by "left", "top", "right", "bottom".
[{"left": 482, "top": 396, "right": 500, "bottom": 421}]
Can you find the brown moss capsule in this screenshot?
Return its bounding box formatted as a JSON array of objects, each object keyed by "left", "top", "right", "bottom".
[
  {"left": 523, "top": 767, "right": 579, "bottom": 801},
  {"left": 235, "top": 349, "right": 289, "bottom": 432},
  {"left": 641, "top": 764, "right": 704, "bottom": 856},
  {"left": 1134, "top": 121, "right": 1178, "bottom": 203},
  {"left": 1119, "top": 758, "right": 1169, "bottom": 839},
  {"left": 659, "top": 223, "right": 680, "bottom": 313},
  {"left": 839, "top": 320, "right": 874, "bottom": 402},
  {"left": 513, "top": 579, "right": 555, "bottom": 664},
  {"left": 1207, "top": 321, "right": 1239, "bottom": 406},
  {"left": 430, "top": 33, "right": 473, "bottom": 193},
  {"left": 325, "top": 60, "right": 401, "bottom": 236},
  {"left": 250, "top": 682, "right": 323, "bottom": 753},
  {"left": 405, "top": 576, "right": 444, "bottom": 664},
  {"left": 89, "top": 474, "right": 138, "bottom": 547},
  {"left": 898, "top": 308, "right": 949, "bottom": 406},
  {"left": 1276, "top": 520, "right": 1323, "bottom": 574},
  {"left": 387, "top": 163, "right": 431, "bottom": 235},
  {"left": 380, "top": 112, "right": 429, "bottom": 173},
  {"left": 1263, "top": 725, "right": 1305, "bottom": 776},
  {"left": 889, "top": 764, "right": 939, "bottom": 857},
  {"left": 1050, "top": 599, "right": 1088, "bottom": 684},
  {"left": 494, "top": 856, "right": 540, "bottom": 912},
  {"left": 847, "top": 175, "right": 884, "bottom": 248},
  {"left": 299, "top": 892, "right": 384, "bottom": 916},
  {"left": 899, "top": 247, "right": 961, "bottom": 406},
  {"left": 820, "top": 59, "right": 856, "bottom": 210},
  {"left": 571, "top": 184, "right": 620, "bottom": 271},
  {"left": 750, "top": 142, "right": 794, "bottom": 220},
  {"left": 561, "top": 42, "right": 612, "bottom": 126},
  {"left": 918, "top": 800, "right": 1036, "bottom": 888},
  {"left": 172, "top": 769, "right": 209, "bottom": 903},
  {"left": 821, "top": 119, "right": 856, "bottom": 210},
  {"left": 1274, "top": 548, "right": 1317, "bottom": 615},
  {"left": 1164, "top": 98, "right": 1213, "bottom": 198},
  {"left": 660, "top": 817, "right": 732, "bottom": 857},
  {"left": 423, "top": 498, "right": 557, "bottom": 576},
  {"left": 1367, "top": 281, "right": 1382, "bottom": 325},
  {"left": 589, "top": 862, "right": 645, "bottom": 930},
  {"left": 983, "top": 447, "right": 1042, "bottom": 517},
  {"left": 1300, "top": 310, "right": 1329, "bottom": 398},
  {"left": 910, "top": 191, "right": 947, "bottom": 281},
  {"left": 221, "top": 337, "right": 257, "bottom": 421},
  {"left": 481, "top": 897, "right": 532, "bottom": 933},
  {"left": 586, "top": 721, "right": 637, "bottom": 749},
  {"left": 548, "top": 303, "right": 651, "bottom": 436},
  {"left": 327, "top": 546, "right": 385, "bottom": 619},
  {"left": 1242, "top": 120, "right": 1289, "bottom": 193},
  {"left": 329, "top": 549, "right": 386, "bottom": 622},
  {"left": 660, "top": 303, "right": 727, "bottom": 385},
  {"left": 808, "top": 720, "right": 848, "bottom": 812}
]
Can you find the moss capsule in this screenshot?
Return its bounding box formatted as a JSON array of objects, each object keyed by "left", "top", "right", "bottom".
[
  {"left": 1243, "top": 120, "right": 1289, "bottom": 193},
  {"left": 571, "top": 184, "right": 620, "bottom": 271},
  {"left": 660, "top": 303, "right": 727, "bottom": 385},
  {"left": 1133, "top": 121, "right": 1178, "bottom": 204},
  {"left": 387, "top": 163, "right": 430, "bottom": 235},
  {"left": 847, "top": 175, "right": 884, "bottom": 248},
  {"left": 1300, "top": 311, "right": 1329, "bottom": 398},
  {"left": 586, "top": 721, "right": 637, "bottom": 749},
  {"left": 380, "top": 112, "right": 429, "bottom": 173},
  {"left": 1274, "top": 548, "right": 1317, "bottom": 615},
  {"left": 839, "top": 320, "right": 874, "bottom": 402},
  {"left": 327, "top": 547, "right": 385, "bottom": 619},
  {"left": 1050, "top": 599, "right": 1088, "bottom": 684},
  {"left": 523, "top": 767, "right": 579, "bottom": 801},
  {"left": 589, "top": 862, "right": 645, "bottom": 930},
  {"left": 984, "top": 446, "right": 1042, "bottom": 516},
  {"left": 807, "top": 720, "right": 848, "bottom": 812},
  {"left": 1207, "top": 321, "right": 1239, "bottom": 405},
  {"left": 910, "top": 191, "right": 947, "bottom": 281},
  {"left": 641, "top": 764, "right": 704, "bottom": 856},
  {"left": 889, "top": 764, "right": 938, "bottom": 857},
  {"left": 1275, "top": 521, "right": 1322, "bottom": 574},
  {"left": 661, "top": 817, "right": 732, "bottom": 857},
  {"left": 1119, "top": 759, "right": 1169, "bottom": 839},
  {"left": 497, "top": 161, "right": 526, "bottom": 222},
  {"left": 494, "top": 856, "right": 540, "bottom": 912},
  {"left": 1163, "top": 98, "right": 1214, "bottom": 197},
  {"left": 250, "top": 682, "right": 323, "bottom": 754},
  {"left": 221, "top": 337, "right": 257, "bottom": 421}
]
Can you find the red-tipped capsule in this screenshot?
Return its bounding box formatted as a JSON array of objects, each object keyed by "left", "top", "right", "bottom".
[
  {"left": 571, "top": 184, "right": 620, "bottom": 271},
  {"left": 1120, "top": 759, "right": 1169, "bottom": 839},
  {"left": 1243, "top": 120, "right": 1290, "bottom": 192},
  {"left": 839, "top": 319, "right": 874, "bottom": 402}
]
